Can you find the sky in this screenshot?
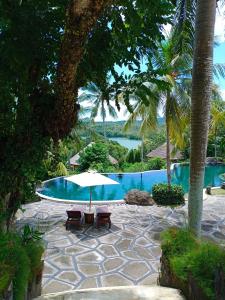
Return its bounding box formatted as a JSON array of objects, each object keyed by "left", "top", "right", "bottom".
[{"left": 93, "top": 6, "right": 225, "bottom": 121}]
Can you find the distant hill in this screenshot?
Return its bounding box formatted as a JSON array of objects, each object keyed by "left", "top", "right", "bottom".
[{"left": 85, "top": 118, "right": 165, "bottom": 139}]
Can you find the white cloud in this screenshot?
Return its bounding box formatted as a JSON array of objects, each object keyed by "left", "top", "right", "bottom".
[
  {"left": 95, "top": 105, "right": 128, "bottom": 122},
  {"left": 215, "top": 4, "right": 225, "bottom": 43},
  {"left": 220, "top": 89, "right": 225, "bottom": 100}
]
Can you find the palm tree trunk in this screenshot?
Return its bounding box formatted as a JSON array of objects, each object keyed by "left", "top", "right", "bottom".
[
  {"left": 214, "top": 127, "right": 217, "bottom": 159},
  {"left": 166, "top": 93, "right": 171, "bottom": 188},
  {"left": 141, "top": 136, "right": 144, "bottom": 163},
  {"left": 188, "top": 0, "right": 216, "bottom": 237},
  {"left": 102, "top": 100, "right": 106, "bottom": 139}
]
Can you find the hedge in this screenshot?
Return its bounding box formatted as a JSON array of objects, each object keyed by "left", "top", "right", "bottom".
[{"left": 152, "top": 183, "right": 185, "bottom": 206}]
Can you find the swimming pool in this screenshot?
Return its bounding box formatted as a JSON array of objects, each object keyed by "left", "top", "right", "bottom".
[{"left": 37, "top": 164, "right": 225, "bottom": 202}]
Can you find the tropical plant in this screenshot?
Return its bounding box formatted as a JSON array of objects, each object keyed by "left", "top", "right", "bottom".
[
  {"left": 79, "top": 143, "right": 110, "bottom": 171},
  {"left": 147, "top": 157, "right": 166, "bottom": 170},
  {"left": 0, "top": 0, "right": 174, "bottom": 230},
  {"left": 161, "top": 228, "right": 225, "bottom": 300},
  {"left": 124, "top": 38, "right": 191, "bottom": 187},
  {"left": 188, "top": 0, "right": 217, "bottom": 237},
  {"left": 210, "top": 97, "right": 225, "bottom": 158},
  {"left": 79, "top": 79, "right": 118, "bottom": 138},
  {"left": 124, "top": 85, "right": 160, "bottom": 163}
]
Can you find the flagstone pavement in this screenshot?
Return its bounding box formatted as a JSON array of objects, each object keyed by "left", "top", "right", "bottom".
[{"left": 16, "top": 195, "right": 225, "bottom": 295}]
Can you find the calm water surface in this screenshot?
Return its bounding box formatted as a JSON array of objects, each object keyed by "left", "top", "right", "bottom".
[
  {"left": 39, "top": 164, "right": 225, "bottom": 201},
  {"left": 109, "top": 137, "right": 141, "bottom": 149}
]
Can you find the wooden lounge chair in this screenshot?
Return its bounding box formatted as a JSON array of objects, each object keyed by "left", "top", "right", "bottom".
[
  {"left": 96, "top": 206, "right": 111, "bottom": 229},
  {"left": 65, "top": 209, "right": 83, "bottom": 230}
]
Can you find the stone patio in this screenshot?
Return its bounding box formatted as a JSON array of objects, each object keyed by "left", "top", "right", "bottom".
[{"left": 16, "top": 195, "right": 225, "bottom": 295}]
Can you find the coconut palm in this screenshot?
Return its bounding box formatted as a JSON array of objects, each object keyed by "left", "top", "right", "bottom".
[
  {"left": 79, "top": 80, "right": 118, "bottom": 139},
  {"left": 123, "top": 86, "right": 160, "bottom": 163},
  {"left": 188, "top": 0, "right": 217, "bottom": 237},
  {"left": 124, "top": 38, "right": 191, "bottom": 187},
  {"left": 170, "top": 0, "right": 225, "bottom": 237},
  {"left": 70, "top": 101, "right": 104, "bottom": 146}
]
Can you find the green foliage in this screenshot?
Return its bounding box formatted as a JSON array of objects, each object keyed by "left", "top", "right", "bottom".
[
  {"left": 79, "top": 143, "right": 110, "bottom": 172},
  {"left": 147, "top": 157, "right": 166, "bottom": 170},
  {"left": 24, "top": 241, "right": 44, "bottom": 279},
  {"left": 122, "top": 162, "right": 149, "bottom": 173},
  {"left": 152, "top": 183, "right": 185, "bottom": 206},
  {"left": 126, "top": 149, "right": 135, "bottom": 163},
  {"left": 21, "top": 224, "right": 42, "bottom": 244},
  {"left": 0, "top": 232, "right": 30, "bottom": 299},
  {"left": 89, "top": 162, "right": 106, "bottom": 173},
  {"left": 126, "top": 149, "right": 141, "bottom": 163},
  {"left": 106, "top": 141, "right": 128, "bottom": 164},
  {"left": 0, "top": 228, "right": 44, "bottom": 299},
  {"left": 49, "top": 162, "right": 68, "bottom": 177},
  {"left": 89, "top": 119, "right": 165, "bottom": 140},
  {"left": 172, "top": 243, "right": 225, "bottom": 299},
  {"left": 0, "top": 0, "right": 174, "bottom": 223},
  {"left": 0, "top": 264, "right": 13, "bottom": 295},
  {"left": 161, "top": 228, "right": 225, "bottom": 300},
  {"left": 161, "top": 228, "right": 197, "bottom": 258}
]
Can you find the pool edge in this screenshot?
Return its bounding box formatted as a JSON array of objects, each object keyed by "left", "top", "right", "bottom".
[{"left": 36, "top": 191, "right": 125, "bottom": 205}]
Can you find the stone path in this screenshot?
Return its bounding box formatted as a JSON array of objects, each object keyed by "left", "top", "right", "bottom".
[{"left": 16, "top": 195, "right": 225, "bottom": 295}]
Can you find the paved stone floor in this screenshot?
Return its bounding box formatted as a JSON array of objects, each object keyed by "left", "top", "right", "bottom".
[{"left": 16, "top": 195, "right": 225, "bottom": 295}]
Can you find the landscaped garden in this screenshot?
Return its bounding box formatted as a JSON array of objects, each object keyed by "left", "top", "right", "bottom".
[{"left": 1, "top": 0, "right": 225, "bottom": 299}]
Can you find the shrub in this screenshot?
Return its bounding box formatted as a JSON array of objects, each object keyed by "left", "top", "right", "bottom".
[
  {"left": 0, "top": 264, "right": 14, "bottom": 295},
  {"left": 89, "top": 162, "right": 106, "bottom": 173},
  {"left": 0, "top": 233, "right": 30, "bottom": 300},
  {"left": 49, "top": 162, "right": 68, "bottom": 177},
  {"left": 152, "top": 183, "right": 185, "bottom": 206},
  {"left": 126, "top": 149, "right": 136, "bottom": 163},
  {"left": 161, "top": 228, "right": 225, "bottom": 300},
  {"left": 122, "top": 162, "right": 148, "bottom": 172},
  {"left": 0, "top": 228, "right": 44, "bottom": 300},
  {"left": 79, "top": 143, "right": 110, "bottom": 171},
  {"left": 161, "top": 228, "right": 197, "bottom": 258},
  {"left": 147, "top": 157, "right": 166, "bottom": 170}
]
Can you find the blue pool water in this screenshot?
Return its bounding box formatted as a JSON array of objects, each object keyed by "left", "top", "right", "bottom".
[{"left": 38, "top": 164, "right": 225, "bottom": 202}]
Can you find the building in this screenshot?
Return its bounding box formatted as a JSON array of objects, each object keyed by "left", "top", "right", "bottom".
[
  {"left": 69, "top": 142, "right": 118, "bottom": 168},
  {"left": 146, "top": 143, "right": 183, "bottom": 161}
]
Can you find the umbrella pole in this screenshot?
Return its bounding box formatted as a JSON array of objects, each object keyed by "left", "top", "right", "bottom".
[{"left": 89, "top": 186, "right": 92, "bottom": 211}]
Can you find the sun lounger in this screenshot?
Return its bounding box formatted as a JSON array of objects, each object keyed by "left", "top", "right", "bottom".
[
  {"left": 96, "top": 206, "right": 111, "bottom": 229},
  {"left": 66, "top": 207, "right": 83, "bottom": 230}
]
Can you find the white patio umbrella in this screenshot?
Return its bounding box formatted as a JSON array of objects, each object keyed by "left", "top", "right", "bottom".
[{"left": 65, "top": 171, "right": 119, "bottom": 210}]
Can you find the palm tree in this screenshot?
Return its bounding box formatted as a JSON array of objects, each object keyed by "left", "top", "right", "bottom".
[
  {"left": 123, "top": 87, "right": 160, "bottom": 163},
  {"left": 188, "top": 0, "right": 217, "bottom": 237},
  {"left": 124, "top": 39, "right": 191, "bottom": 187},
  {"left": 69, "top": 102, "right": 100, "bottom": 146},
  {"left": 79, "top": 80, "right": 118, "bottom": 139}
]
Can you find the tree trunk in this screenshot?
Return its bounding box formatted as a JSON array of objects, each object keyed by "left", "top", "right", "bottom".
[
  {"left": 166, "top": 93, "right": 172, "bottom": 188},
  {"left": 141, "top": 137, "right": 144, "bottom": 163},
  {"left": 102, "top": 100, "right": 106, "bottom": 139},
  {"left": 53, "top": 0, "right": 111, "bottom": 140},
  {"left": 214, "top": 127, "right": 217, "bottom": 159},
  {"left": 0, "top": 193, "right": 11, "bottom": 232},
  {"left": 188, "top": 0, "right": 216, "bottom": 237}
]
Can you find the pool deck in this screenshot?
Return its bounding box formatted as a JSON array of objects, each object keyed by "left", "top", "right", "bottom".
[{"left": 16, "top": 195, "right": 225, "bottom": 295}]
